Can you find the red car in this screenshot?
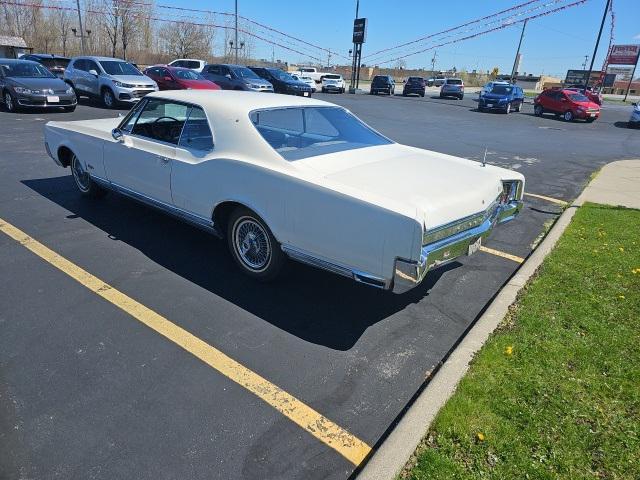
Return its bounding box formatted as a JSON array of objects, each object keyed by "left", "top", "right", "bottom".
[
  {"left": 534, "top": 88, "right": 600, "bottom": 122},
  {"left": 566, "top": 85, "right": 603, "bottom": 105},
  {"left": 143, "top": 65, "right": 220, "bottom": 91}
]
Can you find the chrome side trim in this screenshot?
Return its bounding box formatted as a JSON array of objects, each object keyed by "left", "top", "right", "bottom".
[
  {"left": 91, "top": 176, "right": 221, "bottom": 236},
  {"left": 281, "top": 245, "right": 388, "bottom": 289}
]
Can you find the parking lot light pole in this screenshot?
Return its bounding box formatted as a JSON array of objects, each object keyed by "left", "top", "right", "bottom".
[
  {"left": 234, "top": 0, "right": 239, "bottom": 64},
  {"left": 584, "top": 0, "right": 611, "bottom": 95}
]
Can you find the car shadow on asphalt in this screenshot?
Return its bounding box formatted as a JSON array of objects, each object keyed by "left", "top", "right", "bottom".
[{"left": 22, "top": 176, "right": 458, "bottom": 351}]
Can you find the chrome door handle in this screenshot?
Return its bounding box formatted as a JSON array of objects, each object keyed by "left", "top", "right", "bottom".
[{"left": 157, "top": 156, "right": 170, "bottom": 164}]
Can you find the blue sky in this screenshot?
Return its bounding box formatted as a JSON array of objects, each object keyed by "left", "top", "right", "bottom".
[{"left": 166, "top": 0, "right": 638, "bottom": 77}]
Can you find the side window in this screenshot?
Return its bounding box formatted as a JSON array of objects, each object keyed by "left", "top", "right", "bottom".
[
  {"left": 73, "top": 59, "right": 86, "bottom": 71},
  {"left": 220, "top": 66, "right": 230, "bottom": 76},
  {"left": 172, "top": 61, "right": 184, "bottom": 68},
  {"left": 207, "top": 65, "right": 220, "bottom": 75},
  {"left": 131, "top": 99, "right": 191, "bottom": 145},
  {"left": 86, "top": 60, "right": 99, "bottom": 73},
  {"left": 252, "top": 108, "right": 303, "bottom": 133},
  {"left": 120, "top": 99, "right": 147, "bottom": 133},
  {"left": 178, "top": 106, "right": 214, "bottom": 152}
]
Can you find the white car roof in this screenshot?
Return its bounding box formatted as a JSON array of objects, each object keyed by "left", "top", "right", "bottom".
[{"left": 146, "top": 90, "right": 334, "bottom": 116}]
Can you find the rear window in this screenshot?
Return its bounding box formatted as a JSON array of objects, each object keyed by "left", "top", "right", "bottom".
[
  {"left": 250, "top": 106, "right": 392, "bottom": 161},
  {"left": 39, "top": 58, "right": 70, "bottom": 69},
  {"left": 323, "top": 74, "right": 341, "bottom": 79},
  {"left": 446, "top": 78, "right": 463, "bottom": 85},
  {"left": 491, "top": 85, "right": 513, "bottom": 94},
  {"left": 407, "top": 77, "right": 423, "bottom": 82}
]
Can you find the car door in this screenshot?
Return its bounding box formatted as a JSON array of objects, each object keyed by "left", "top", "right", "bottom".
[
  {"left": 84, "top": 59, "right": 101, "bottom": 96},
  {"left": 70, "top": 59, "right": 87, "bottom": 93},
  {"left": 104, "top": 98, "right": 190, "bottom": 204},
  {"left": 203, "top": 65, "right": 224, "bottom": 88},
  {"left": 172, "top": 105, "right": 216, "bottom": 216}
]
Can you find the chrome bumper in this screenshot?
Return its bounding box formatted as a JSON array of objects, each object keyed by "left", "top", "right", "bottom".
[{"left": 392, "top": 199, "right": 523, "bottom": 294}]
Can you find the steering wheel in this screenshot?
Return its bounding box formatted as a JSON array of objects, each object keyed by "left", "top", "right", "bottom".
[{"left": 151, "top": 116, "right": 181, "bottom": 142}]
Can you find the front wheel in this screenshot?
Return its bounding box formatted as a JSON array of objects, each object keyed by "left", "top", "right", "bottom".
[
  {"left": 3, "top": 90, "right": 18, "bottom": 112},
  {"left": 71, "top": 153, "right": 106, "bottom": 198},
  {"left": 227, "top": 207, "right": 285, "bottom": 281},
  {"left": 102, "top": 88, "right": 116, "bottom": 109},
  {"left": 563, "top": 110, "right": 574, "bottom": 122}
]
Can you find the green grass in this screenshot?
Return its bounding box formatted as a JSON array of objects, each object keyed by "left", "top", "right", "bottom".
[{"left": 403, "top": 203, "right": 640, "bottom": 480}]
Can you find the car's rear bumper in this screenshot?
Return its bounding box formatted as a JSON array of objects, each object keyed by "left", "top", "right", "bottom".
[
  {"left": 403, "top": 87, "right": 425, "bottom": 94},
  {"left": 392, "top": 198, "right": 523, "bottom": 294}
]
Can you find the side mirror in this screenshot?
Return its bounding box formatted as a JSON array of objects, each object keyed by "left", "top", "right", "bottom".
[
  {"left": 88, "top": 69, "right": 98, "bottom": 76},
  {"left": 112, "top": 128, "right": 124, "bottom": 141}
]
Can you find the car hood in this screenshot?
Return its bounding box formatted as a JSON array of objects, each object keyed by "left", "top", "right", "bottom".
[
  {"left": 9, "top": 76, "right": 69, "bottom": 90},
  {"left": 107, "top": 74, "right": 155, "bottom": 86},
  {"left": 481, "top": 93, "right": 510, "bottom": 100},
  {"left": 294, "top": 143, "right": 521, "bottom": 229},
  {"left": 179, "top": 79, "right": 220, "bottom": 89},
  {"left": 244, "top": 78, "right": 272, "bottom": 87}
]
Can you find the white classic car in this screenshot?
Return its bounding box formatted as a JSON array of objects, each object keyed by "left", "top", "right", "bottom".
[{"left": 44, "top": 91, "right": 524, "bottom": 293}]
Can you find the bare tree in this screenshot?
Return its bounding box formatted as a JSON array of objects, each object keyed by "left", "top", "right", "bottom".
[
  {"left": 54, "top": 8, "right": 72, "bottom": 56},
  {"left": 101, "top": 0, "right": 119, "bottom": 57},
  {"left": 159, "top": 21, "right": 213, "bottom": 59}
]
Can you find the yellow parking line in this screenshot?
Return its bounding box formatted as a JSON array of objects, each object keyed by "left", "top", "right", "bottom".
[
  {"left": 479, "top": 245, "right": 525, "bottom": 264},
  {"left": 0, "top": 217, "right": 371, "bottom": 466},
  {"left": 524, "top": 192, "right": 569, "bottom": 206}
]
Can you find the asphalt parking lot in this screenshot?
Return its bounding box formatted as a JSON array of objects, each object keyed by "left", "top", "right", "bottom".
[{"left": 1, "top": 92, "right": 639, "bottom": 480}]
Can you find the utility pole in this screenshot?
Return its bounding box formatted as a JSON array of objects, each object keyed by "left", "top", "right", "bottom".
[
  {"left": 349, "top": 0, "right": 359, "bottom": 92},
  {"left": 75, "top": 0, "right": 86, "bottom": 55},
  {"left": 327, "top": 49, "right": 332, "bottom": 68},
  {"left": 582, "top": 55, "right": 589, "bottom": 70},
  {"left": 584, "top": 0, "right": 611, "bottom": 94},
  {"left": 431, "top": 51, "right": 437, "bottom": 78},
  {"left": 510, "top": 19, "right": 527, "bottom": 83},
  {"left": 234, "top": 0, "right": 239, "bottom": 64}
]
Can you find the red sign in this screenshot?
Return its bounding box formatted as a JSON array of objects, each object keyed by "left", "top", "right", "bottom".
[{"left": 608, "top": 44, "right": 640, "bottom": 65}]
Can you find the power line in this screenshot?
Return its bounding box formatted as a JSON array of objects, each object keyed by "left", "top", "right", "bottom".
[{"left": 370, "top": 0, "right": 588, "bottom": 66}]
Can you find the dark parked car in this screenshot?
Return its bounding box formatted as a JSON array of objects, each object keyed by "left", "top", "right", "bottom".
[
  {"left": 478, "top": 84, "right": 524, "bottom": 113},
  {"left": 370, "top": 75, "right": 395, "bottom": 95},
  {"left": 20, "top": 53, "right": 70, "bottom": 78},
  {"left": 0, "top": 59, "right": 76, "bottom": 112},
  {"left": 440, "top": 78, "right": 464, "bottom": 99},
  {"left": 202, "top": 64, "right": 273, "bottom": 92},
  {"left": 248, "top": 67, "right": 311, "bottom": 96},
  {"left": 144, "top": 65, "right": 220, "bottom": 91},
  {"left": 402, "top": 76, "right": 425, "bottom": 97}
]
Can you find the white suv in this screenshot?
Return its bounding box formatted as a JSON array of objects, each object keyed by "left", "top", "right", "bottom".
[
  {"left": 167, "top": 59, "right": 207, "bottom": 73},
  {"left": 321, "top": 74, "right": 345, "bottom": 94}
]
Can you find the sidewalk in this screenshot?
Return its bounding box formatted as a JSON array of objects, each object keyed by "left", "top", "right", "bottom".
[
  {"left": 357, "top": 159, "right": 640, "bottom": 480},
  {"left": 581, "top": 160, "right": 640, "bottom": 209}
]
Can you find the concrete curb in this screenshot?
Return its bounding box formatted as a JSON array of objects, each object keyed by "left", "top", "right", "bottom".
[{"left": 356, "top": 191, "right": 589, "bottom": 480}]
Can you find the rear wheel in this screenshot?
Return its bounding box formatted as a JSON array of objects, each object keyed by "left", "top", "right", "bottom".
[
  {"left": 563, "top": 110, "right": 574, "bottom": 122},
  {"left": 227, "top": 207, "right": 285, "bottom": 281},
  {"left": 534, "top": 105, "right": 543, "bottom": 116},
  {"left": 71, "top": 152, "right": 106, "bottom": 198}
]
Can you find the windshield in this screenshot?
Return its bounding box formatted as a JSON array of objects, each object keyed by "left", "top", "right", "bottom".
[
  {"left": 173, "top": 69, "right": 202, "bottom": 80},
  {"left": 40, "top": 58, "right": 70, "bottom": 69},
  {"left": 232, "top": 66, "right": 260, "bottom": 79},
  {"left": 268, "top": 69, "right": 293, "bottom": 81},
  {"left": 0, "top": 62, "right": 55, "bottom": 78},
  {"left": 568, "top": 93, "right": 590, "bottom": 102},
  {"left": 490, "top": 85, "right": 513, "bottom": 95},
  {"left": 100, "top": 61, "right": 142, "bottom": 76},
  {"left": 250, "top": 106, "right": 393, "bottom": 161}
]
